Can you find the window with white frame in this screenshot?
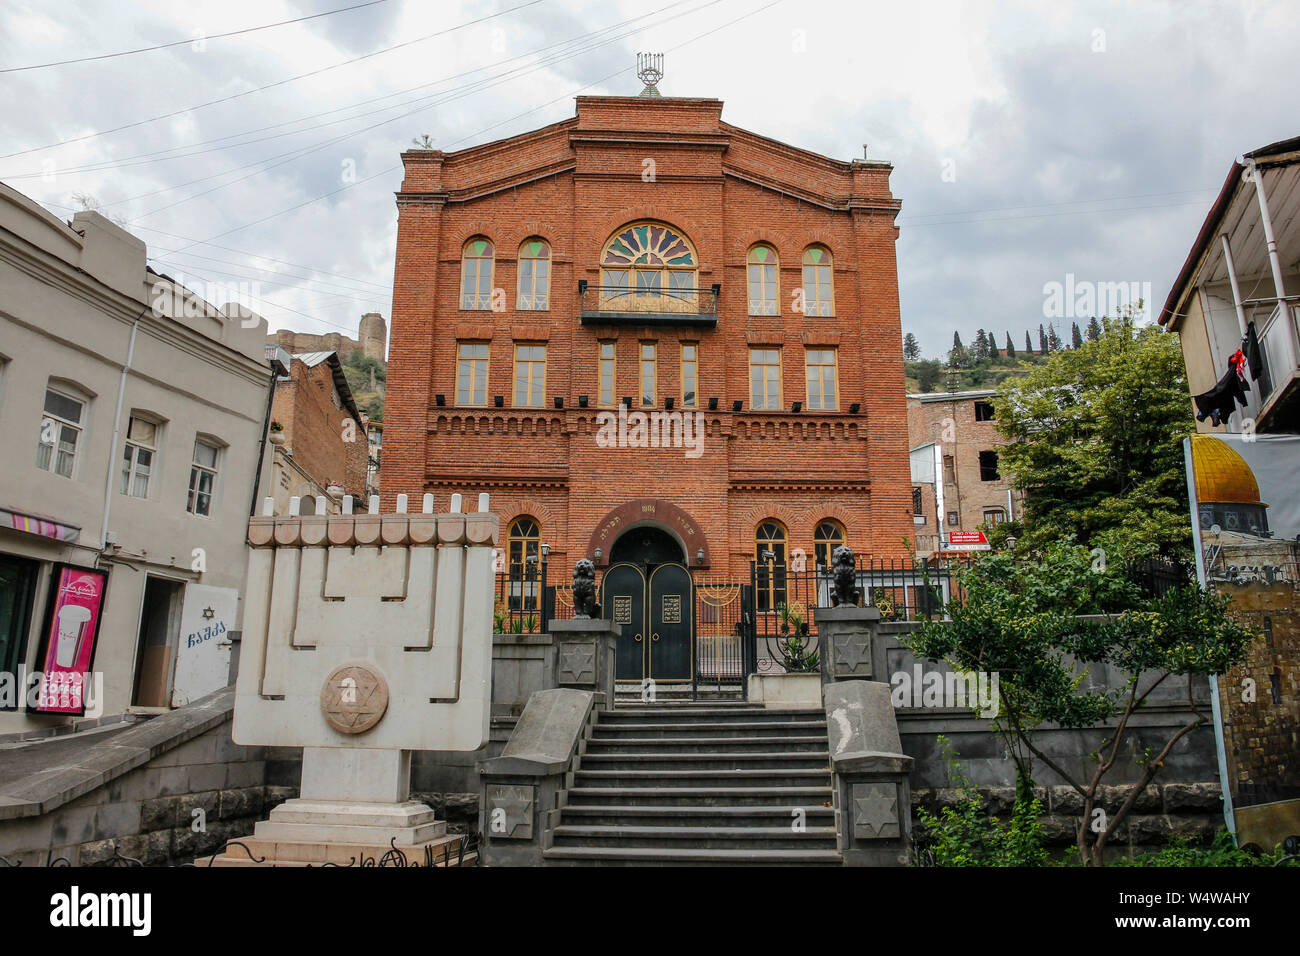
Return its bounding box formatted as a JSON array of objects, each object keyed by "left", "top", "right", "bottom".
[
  {"left": 120, "top": 415, "right": 157, "bottom": 498},
  {"left": 187, "top": 439, "right": 220, "bottom": 516},
  {"left": 37, "top": 388, "right": 84, "bottom": 478}
]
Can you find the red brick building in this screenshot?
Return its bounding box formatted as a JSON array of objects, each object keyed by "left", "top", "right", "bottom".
[{"left": 382, "top": 93, "right": 912, "bottom": 601}]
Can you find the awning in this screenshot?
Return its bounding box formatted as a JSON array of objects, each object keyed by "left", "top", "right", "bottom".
[{"left": 0, "top": 506, "right": 81, "bottom": 543}]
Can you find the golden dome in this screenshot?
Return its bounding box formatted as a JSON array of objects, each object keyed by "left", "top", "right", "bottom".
[{"left": 1190, "top": 434, "right": 1264, "bottom": 505}]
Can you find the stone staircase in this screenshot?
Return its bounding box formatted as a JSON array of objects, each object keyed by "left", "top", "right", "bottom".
[{"left": 542, "top": 702, "right": 841, "bottom": 866}]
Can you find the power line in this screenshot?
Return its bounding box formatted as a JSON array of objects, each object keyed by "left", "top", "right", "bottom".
[
  {"left": 901, "top": 187, "right": 1220, "bottom": 223},
  {"left": 0, "top": 0, "right": 549, "bottom": 159},
  {"left": 3, "top": 0, "right": 699, "bottom": 183},
  {"left": 1, "top": 0, "right": 397, "bottom": 73}
]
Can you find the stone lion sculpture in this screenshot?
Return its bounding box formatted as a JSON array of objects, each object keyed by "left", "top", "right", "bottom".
[
  {"left": 572, "top": 558, "right": 600, "bottom": 619},
  {"left": 830, "top": 545, "right": 861, "bottom": 608}
]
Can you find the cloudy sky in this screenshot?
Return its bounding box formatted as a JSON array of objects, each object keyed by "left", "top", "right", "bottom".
[{"left": 1, "top": 0, "right": 1294, "bottom": 358}]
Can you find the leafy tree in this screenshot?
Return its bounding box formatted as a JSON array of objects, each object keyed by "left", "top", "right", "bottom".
[
  {"left": 916, "top": 360, "right": 942, "bottom": 393},
  {"left": 974, "top": 329, "right": 989, "bottom": 359},
  {"left": 909, "top": 543, "right": 1253, "bottom": 867},
  {"left": 1087, "top": 317, "right": 1102, "bottom": 342},
  {"left": 1038, "top": 324, "right": 1048, "bottom": 354},
  {"left": 1005, "top": 333, "right": 1016, "bottom": 359},
  {"left": 903, "top": 332, "right": 922, "bottom": 361},
  {"left": 1071, "top": 322, "right": 1083, "bottom": 349},
  {"left": 993, "top": 316, "right": 1193, "bottom": 557}
]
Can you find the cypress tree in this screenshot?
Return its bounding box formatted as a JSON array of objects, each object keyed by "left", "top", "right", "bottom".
[
  {"left": 1005, "top": 332, "right": 1016, "bottom": 359},
  {"left": 1025, "top": 331, "right": 1034, "bottom": 355},
  {"left": 1039, "top": 324, "right": 1048, "bottom": 354},
  {"left": 1071, "top": 322, "right": 1083, "bottom": 349},
  {"left": 1087, "top": 317, "right": 1102, "bottom": 342}
]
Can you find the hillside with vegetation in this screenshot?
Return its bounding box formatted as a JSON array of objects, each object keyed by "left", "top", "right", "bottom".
[
  {"left": 902, "top": 320, "right": 1101, "bottom": 392},
  {"left": 342, "top": 349, "right": 386, "bottom": 422}
]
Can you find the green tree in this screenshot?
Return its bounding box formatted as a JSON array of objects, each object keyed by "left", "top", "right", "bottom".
[
  {"left": 1038, "top": 324, "right": 1048, "bottom": 354},
  {"left": 1071, "top": 322, "right": 1083, "bottom": 349},
  {"left": 1047, "top": 324, "right": 1063, "bottom": 352},
  {"left": 949, "top": 331, "right": 971, "bottom": 369},
  {"left": 1025, "top": 330, "right": 1034, "bottom": 355},
  {"left": 993, "top": 316, "right": 1193, "bottom": 557},
  {"left": 903, "top": 332, "right": 922, "bottom": 361},
  {"left": 908, "top": 543, "right": 1253, "bottom": 866},
  {"left": 974, "top": 329, "right": 989, "bottom": 359},
  {"left": 988, "top": 334, "right": 1000, "bottom": 359},
  {"left": 916, "top": 359, "right": 942, "bottom": 393},
  {"left": 1087, "top": 317, "right": 1102, "bottom": 342},
  {"left": 1005, "top": 332, "right": 1016, "bottom": 359}
]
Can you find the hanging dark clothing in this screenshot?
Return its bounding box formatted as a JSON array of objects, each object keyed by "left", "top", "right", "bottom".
[
  {"left": 1244, "top": 321, "right": 1263, "bottom": 380},
  {"left": 1193, "top": 363, "right": 1250, "bottom": 427}
]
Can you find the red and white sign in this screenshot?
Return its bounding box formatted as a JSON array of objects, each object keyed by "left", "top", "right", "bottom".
[
  {"left": 36, "top": 565, "right": 107, "bottom": 714},
  {"left": 944, "top": 530, "right": 991, "bottom": 551}
]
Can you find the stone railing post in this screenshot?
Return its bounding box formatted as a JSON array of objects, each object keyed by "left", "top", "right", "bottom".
[
  {"left": 824, "top": 680, "right": 913, "bottom": 866},
  {"left": 549, "top": 618, "right": 620, "bottom": 711},
  {"left": 814, "top": 604, "right": 882, "bottom": 684}
]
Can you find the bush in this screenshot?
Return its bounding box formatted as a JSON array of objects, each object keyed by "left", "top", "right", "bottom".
[{"left": 1114, "top": 829, "right": 1293, "bottom": 867}]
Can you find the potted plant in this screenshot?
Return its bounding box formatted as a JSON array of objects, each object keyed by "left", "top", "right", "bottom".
[
  {"left": 269, "top": 420, "right": 286, "bottom": 445},
  {"left": 325, "top": 478, "right": 344, "bottom": 499}
]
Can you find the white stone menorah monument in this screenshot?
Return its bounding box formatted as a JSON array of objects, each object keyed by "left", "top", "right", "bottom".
[{"left": 225, "top": 492, "right": 498, "bottom": 865}]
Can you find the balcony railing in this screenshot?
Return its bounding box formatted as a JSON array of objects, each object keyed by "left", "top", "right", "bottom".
[
  {"left": 578, "top": 280, "right": 720, "bottom": 327},
  {"left": 1256, "top": 300, "right": 1300, "bottom": 429}
]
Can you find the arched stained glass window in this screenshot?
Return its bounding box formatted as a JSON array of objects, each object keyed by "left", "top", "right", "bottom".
[
  {"left": 755, "top": 520, "right": 788, "bottom": 612},
  {"left": 600, "top": 222, "right": 697, "bottom": 312},
  {"left": 460, "top": 238, "right": 494, "bottom": 310},
  {"left": 813, "top": 520, "right": 845, "bottom": 571},
  {"left": 801, "top": 246, "right": 834, "bottom": 316},
  {"left": 517, "top": 239, "right": 550, "bottom": 310},
  {"left": 747, "top": 244, "right": 779, "bottom": 315}
]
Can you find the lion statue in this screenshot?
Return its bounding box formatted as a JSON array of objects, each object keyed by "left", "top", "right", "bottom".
[
  {"left": 572, "top": 558, "right": 600, "bottom": 619},
  {"left": 830, "top": 545, "right": 861, "bottom": 608}
]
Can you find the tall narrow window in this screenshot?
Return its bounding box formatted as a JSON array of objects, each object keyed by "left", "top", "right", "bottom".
[
  {"left": 120, "top": 415, "right": 156, "bottom": 498},
  {"left": 943, "top": 455, "right": 956, "bottom": 484},
  {"left": 747, "top": 244, "right": 779, "bottom": 315},
  {"left": 805, "top": 348, "right": 838, "bottom": 410},
  {"left": 754, "top": 521, "right": 788, "bottom": 612},
  {"left": 813, "top": 520, "right": 845, "bottom": 570},
  {"left": 801, "top": 246, "right": 834, "bottom": 316},
  {"left": 640, "top": 343, "right": 657, "bottom": 407},
  {"left": 749, "top": 348, "right": 782, "bottom": 410},
  {"left": 912, "top": 487, "right": 924, "bottom": 516},
  {"left": 455, "top": 343, "right": 489, "bottom": 406},
  {"left": 507, "top": 517, "right": 541, "bottom": 611},
  {"left": 460, "top": 238, "right": 494, "bottom": 310},
  {"left": 517, "top": 239, "right": 550, "bottom": 310},
  {"left": 681, "top": 343, "right": 698, "bottom": 408},
  {"left": 36, "top": 387, "right": 84, "bottom": 478},
  {"left": 598, "top": 342, "right": 616, "bottom": 407},
  {"left": 187, "top": 439, "right": 219, "bottom": 516},
  {"left": 513, "top": 344, "right": 546, "bottom": 408}
]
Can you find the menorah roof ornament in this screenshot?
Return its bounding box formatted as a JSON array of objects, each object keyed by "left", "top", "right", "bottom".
[{"left": 637, "top": 52, "right": 664, "bottom": 97}]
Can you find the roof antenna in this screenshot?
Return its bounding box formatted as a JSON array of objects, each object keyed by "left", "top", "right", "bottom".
[{"left": 637, "top": 52, "right": 664, "bottom": 97}]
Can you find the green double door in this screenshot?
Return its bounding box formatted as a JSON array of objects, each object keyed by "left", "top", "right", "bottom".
[{"left": 601, "top": 562, "right": 693, "bottom": 683}]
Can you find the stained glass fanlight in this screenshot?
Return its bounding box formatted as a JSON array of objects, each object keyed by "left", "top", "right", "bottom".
[
  {"left": 602, "top": 223, "right": 696, "bottom": 267},
  {"left": 600, "top": 222, "right": 698, "bottom": 311}
]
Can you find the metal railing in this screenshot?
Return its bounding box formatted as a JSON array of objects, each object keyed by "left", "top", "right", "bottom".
[
  {"left": 1256, "top": 301, "right": 1300, "bottom": 422},
  {"left": 578, "top": 280, "right": 720, "bottom": 326}
]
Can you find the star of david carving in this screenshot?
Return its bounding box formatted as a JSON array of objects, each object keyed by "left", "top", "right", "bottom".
[
  {"left": 202, "top": 606, "right": 215, "bottom": 620},
  {"left": 489, "top": 786, "right": 534, "bottom": 839},
  {"left": 833, "top": 633, "right": 871, "bottom": 673},
  {"left": 853, "top": 785, "right": 899, "bottom": 839},
  {"left": 559, "top": 642, "right": 596, "bottom": 683},
  {"left": 320, "top": 663, "right": 389, "bottom": 734}
]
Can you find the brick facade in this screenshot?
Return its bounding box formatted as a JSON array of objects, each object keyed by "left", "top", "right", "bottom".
[
  {"left": 907, "top": 390, "right": 1021, "bottom": 554},
  {"left": 382, "top": 95, "right": 913, "bottom": 577},
  {"left": 270, "top": 355, "right": 368, "bottom": 507}
]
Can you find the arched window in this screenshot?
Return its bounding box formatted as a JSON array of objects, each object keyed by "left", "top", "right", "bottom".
[
  {"left": 517, "top": 239, "right": 550, "bottom": 310},
  {"left": 813, "top": 520, "right": 845, "bottom": 571},
  {"left": 460, "top": 238, "right": 494, "bottom": 310},
  {"left": 600, "top": 221, "right": 697, "bottom": 313},
  {"left": 801, "top": 246, "right": 834, "bottom": 316},
  {"left": 506, "top": 516, "right": 542, "bottom": 611},
  {"left": 747, "top": 244, "right": 779, "bottom": 315},
  {"left": 754, "top": 520, "right": 788, "bottom": 611}
]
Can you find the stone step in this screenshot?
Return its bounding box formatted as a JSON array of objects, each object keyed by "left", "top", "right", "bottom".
[
  {"left": 565, "top": 785, "right": 834, "bottom": 807},
  {"left": 552, "top": 824, "right": 839, "bottom": 850},
  {"left": 591, "top": 719, "right": 827, "bottom": 739},
  {"left": 578, "top": 752, "right": 830, "bottom": 772},
  {"left": 541, "top": 845, "right": 843, "bottom": 866},
  {"left": 557, "top": 804, "right": 837, "bottom": 828},
  {"left": 573, "top": 768, "right": 832, "bottom": 788},
  {"left": 585, "top": 735, "right": 830, "bottom": 753},
  {"left": 599, "top": 707, "right": 822, "bottom": 723}
]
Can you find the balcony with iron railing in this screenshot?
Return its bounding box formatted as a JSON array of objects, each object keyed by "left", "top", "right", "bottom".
[
  {"left": 578, "top": 279, "right": 720, "bottom": 327},
  {"left": 1255, "top": 300, "right": 1300, "bottom": 432}
]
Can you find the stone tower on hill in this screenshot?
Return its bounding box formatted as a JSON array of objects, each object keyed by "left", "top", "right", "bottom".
[{"left": 268, "top": 312, "right": 387, "bottom": 363}]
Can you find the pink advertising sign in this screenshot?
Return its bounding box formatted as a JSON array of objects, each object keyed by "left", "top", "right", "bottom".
[{"left": 36, "top": 565, "right": 107, "bottom": 714}]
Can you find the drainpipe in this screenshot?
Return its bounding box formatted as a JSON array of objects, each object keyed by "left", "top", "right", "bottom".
[
  {"left": 1219, "top": 234, "right": 1250, "bottom": 338},
  {"left": 100, "top": 307, "right": 147, "bottom": 549},
  {"left": 248, "top": 369, "right": 278, "bottom": 517},
  {"left": 1244, "top": 158, "right": 1288, "bottom": 302}
]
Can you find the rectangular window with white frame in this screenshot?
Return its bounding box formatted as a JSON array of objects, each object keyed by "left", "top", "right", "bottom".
[
  {"left": 37, "top": 387, "right": 84, "bottom": 479},
  {"left": 120, "top": 415, "right": 157, "bottom": 498},
  {"left": 187, "top": 439, "right": 219, "bottom": 516}
]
